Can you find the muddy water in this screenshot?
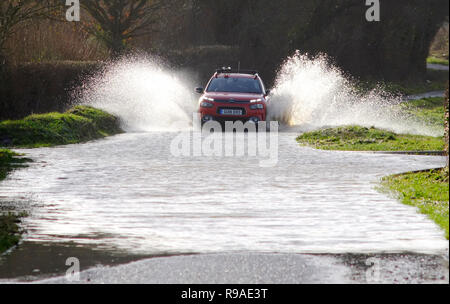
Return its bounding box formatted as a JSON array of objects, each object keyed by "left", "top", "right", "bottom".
[{"left": 0, "top": 131, "right": 447, "bottom": 262}]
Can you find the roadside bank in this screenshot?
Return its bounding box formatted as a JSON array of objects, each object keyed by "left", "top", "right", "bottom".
[
  {"left": 0, "top": 106, "right": 123, "bottom": 254},
  {"left": 381, "top": 168, "right": 449, "bottom": 240}
]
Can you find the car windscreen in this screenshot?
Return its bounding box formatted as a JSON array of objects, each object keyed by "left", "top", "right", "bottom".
[{"left": 206, "top": 77, "right": 263, "bottom": 94}]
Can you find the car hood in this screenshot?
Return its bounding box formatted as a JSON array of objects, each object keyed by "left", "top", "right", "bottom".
[{"left": 204, "top": 92, "right": 264, "bottom": 101}]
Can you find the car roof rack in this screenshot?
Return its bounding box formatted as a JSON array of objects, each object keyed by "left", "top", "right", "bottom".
[{"left": 215, "top": 67, "right": 258, "bottom": 75}]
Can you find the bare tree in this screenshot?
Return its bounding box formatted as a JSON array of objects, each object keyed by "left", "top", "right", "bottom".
[
  {"left": 0, "top": 0, "right": 56, "bottom": 63},
  {"left": 81, "top": 0, "right": 169, "bottom": 56}
]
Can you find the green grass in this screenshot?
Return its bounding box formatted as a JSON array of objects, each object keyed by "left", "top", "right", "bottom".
[
  {"left": 427, "top": 56, "right": 449, "bottom": 66},
  {"left": 0, "top": 149, "right": 17, "bottom": 181},
  {"left": 296, "top": 126, "right": 444, "bottom": 151},
  {"left": 401, "top": 97, "right": 446, "bottom": 129},
  {"left": 0, "top": 106, "right": 122, "bottom": 254},
  {"left": 1, "top": 150, "right": 31, "bottom": 254},
  {"left": 0, "top": 106, "right": 123, "bottom": 148},
  {"left": 0, "top": 212, "right": 26, "bottom": 254},
  {"left": 0, "top": 149, "right": 31, "bottom": 181},
  {"left": 358, "top": 70, "right": 449, "bottom": 96},
  {"left": 0, "top": 150, "right": 31, "bottom": 254},
  {"left": 380, "top": 168, "right": 449, "bottom": 239}
]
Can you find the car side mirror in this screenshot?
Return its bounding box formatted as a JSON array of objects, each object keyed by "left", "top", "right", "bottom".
[
  {"left": 265, "top": 89, "right": 271, "bottom": 96},
  {"left": 195, "top": 87, "right": 204, "bottom": 94}
]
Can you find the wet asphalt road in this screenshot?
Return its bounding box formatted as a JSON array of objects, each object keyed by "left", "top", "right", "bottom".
[{"left": 33, "top": 253, "right": 448, "bottom": 284}]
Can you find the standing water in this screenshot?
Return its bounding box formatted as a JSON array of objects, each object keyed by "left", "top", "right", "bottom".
[{"left": 0, "top": 53, "right": 447, "bottom": 274}]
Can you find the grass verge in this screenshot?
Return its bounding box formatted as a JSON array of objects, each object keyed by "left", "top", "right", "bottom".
[
  {"left": 1, "top": 150, "right": 30, "bottom": 254},
  {"left": 401, "top": 97, "right": 446, "bottom": 129},
  {"left": 0, "top": 106, "right": 122, "bottom": 254},
  {"left": 0, "top": 105, "right": 123, "bottom": 148},
  {"left": 380, "top": 168, "right": 449, "bottom": 240},
  {"left": 358, "top": 70, "right": 449, "bottom": 96},
  {"left": 0, "top": 212, "right": 26, "bottom": 254},
  {"left": 0, "top": 149, "right": 31, "bottom": 181},
  {"left": 296, "top": 126, "right": 443, "bottom": 151},
  {"left": 427, "top": 57, "right": 449, "bottom": 66}
]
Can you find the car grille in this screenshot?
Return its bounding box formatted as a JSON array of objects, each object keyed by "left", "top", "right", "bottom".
[{"left": 214, "top": 99, "right": 250, "bottom": 103}]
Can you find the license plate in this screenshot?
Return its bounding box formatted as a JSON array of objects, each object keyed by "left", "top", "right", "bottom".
[{"left": 220, "top": 109, "right": 243, "bottom": 115}]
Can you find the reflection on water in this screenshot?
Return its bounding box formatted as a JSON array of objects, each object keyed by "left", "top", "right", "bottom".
[
  {"left": 0, "top": 241, "right": 153, "bottom": 280},
  {"left": 0, "top": 132, "right": 448, "bottom": 257}
]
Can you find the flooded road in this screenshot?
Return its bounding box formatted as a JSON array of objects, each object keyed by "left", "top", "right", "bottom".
[
  {"left": 2, "top": 55, "right": 448, "bottom": 283},
  {"left": 1, "top": 131, "right": 447, "bottom": 260}
]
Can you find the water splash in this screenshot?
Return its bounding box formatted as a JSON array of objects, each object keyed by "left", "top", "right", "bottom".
[
  {"left": 76, "top": 52, "right": 441, "bottom": 136},
  {"left": 77, "top": 55, "right": 197, "bottom": 131},
  {"left": 268, "top": 51, "right": 441, "bottom": 136}
]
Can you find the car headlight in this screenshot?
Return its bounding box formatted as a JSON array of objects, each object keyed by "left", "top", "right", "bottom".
[
  {"left": 199, "top": 96, "right": 214, "bottom": 108},
  {"left": 200, "top": 102, "right": 214, "bottom": 108},
  {"left": 250, "top": 103, "right": 264, "bottom": 110},
  {"left": 250, "top": 98, "right": 263, "bottom": 103}
]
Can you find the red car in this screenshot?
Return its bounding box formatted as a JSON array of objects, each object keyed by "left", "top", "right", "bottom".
[{"left": 195, "top": 68, "right": 270, "bottom": 125}]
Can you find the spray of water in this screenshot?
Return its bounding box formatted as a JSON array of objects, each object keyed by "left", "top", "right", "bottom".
[
  {"left": 77, "top": 55, "right": 197, "bottom": 131},
  {"left": 76, "top": 52, "right": 440, "bottom": 136},
  {"left": 268, "top": 51, "right": 441, "bottom": 136}
]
